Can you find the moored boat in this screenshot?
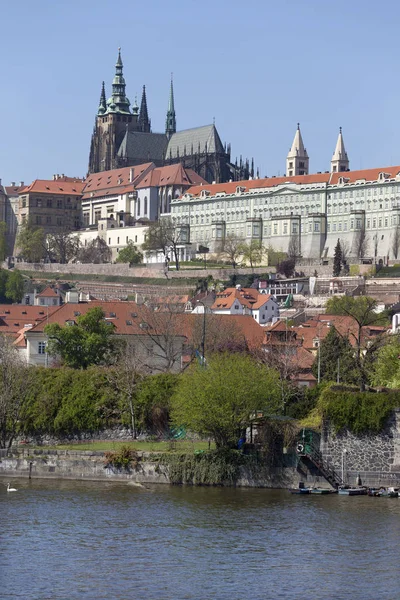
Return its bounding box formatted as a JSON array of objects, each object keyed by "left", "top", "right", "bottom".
[
  {"left": 338, "top": 486, "right": 367, "bottom": 496},
  {"left": 310, "top": 488, "right": 337, "bottom": 495},
  {"left": 289, "top": 487, "right": 311, "bottom": 494}
]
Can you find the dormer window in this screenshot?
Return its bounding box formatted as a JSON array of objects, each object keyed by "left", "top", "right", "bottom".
[
  {"left": 236, "top": 186, "right": 246, "bottom": 194},
  {"left": 200, "top": 190, "right": 210, "bottom": 198}
]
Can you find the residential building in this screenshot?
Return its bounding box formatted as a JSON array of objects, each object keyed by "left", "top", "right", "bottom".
[
  {"left": 211, "top": 285, "right": 279, "bottom": 324},
  {"left": 16, "top": 175, "right": 85, "bottom": 240},
  {"left": 88, "top": 50, "right": 251, "bottom": 183}
]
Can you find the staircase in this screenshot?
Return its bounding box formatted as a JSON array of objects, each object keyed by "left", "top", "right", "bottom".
[{"left": 298, "top": 442, "right": 343, "bottom": 489}]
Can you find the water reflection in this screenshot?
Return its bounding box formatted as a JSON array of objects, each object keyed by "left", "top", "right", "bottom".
[{"left": 1, "top": 479, "right": 400, "bottom": 599}]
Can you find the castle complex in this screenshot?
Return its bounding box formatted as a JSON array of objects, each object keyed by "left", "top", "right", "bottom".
[{"left": 88, "top": 51, "right": 250, "bottom": 183}]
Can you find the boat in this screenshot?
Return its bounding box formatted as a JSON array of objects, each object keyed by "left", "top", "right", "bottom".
[
  {"left": 310, "top": 487, "right": 337, "bottom": 495},
  {"left": 367, "top": 487, "right": 399, "bottom": 498},
  {"left": 338, "top": 486, "right": 367, "bottom": 496},
  {"left": 289, "top": 487, "right": 311, "bottom": 494}
]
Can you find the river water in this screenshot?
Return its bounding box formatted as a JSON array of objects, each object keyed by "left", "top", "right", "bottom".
[{"left": 1, "top": 479, "right": 400, "bottom": 600}]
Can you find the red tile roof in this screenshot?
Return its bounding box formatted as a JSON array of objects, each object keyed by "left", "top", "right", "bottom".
[
  {"left": 0, "top": 305, "right": 59, "bottom": 338},
  {"left": 5, "top": 185, "right": 25, "bottom": 196},
  {"left": 82, "top": 163, "right": 154, "bottom": 200},
  {"left": 212, "top": 288, "right": 272, "bottom": 311},
  {"left": 20, "top": 179, "right": 85, "bottom": 196},
  {"left": 135, "top": 163, "right": 207, "bottom": 189},
  {"left": 329, "top": 166, "right": 400, "bottom": 185},
  {"left": 36, "top": 287, "right": 59, "bottom": 298},
  {"left": 185, "top": 172, "right": 331, "bottom": 198}
]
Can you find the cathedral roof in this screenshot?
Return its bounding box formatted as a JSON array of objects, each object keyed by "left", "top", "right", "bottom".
[
  {"left": 331, "top": 127, "right": 348, "bottom": 162},
  {"left": 166, "top": 124, "right": 224, "bottom": 159},
  {"left": 287, "top": 123, "right": 308, "bottom": 159},
  {"left": 117, "top": 130, "right": 168, "bottom": 163}
]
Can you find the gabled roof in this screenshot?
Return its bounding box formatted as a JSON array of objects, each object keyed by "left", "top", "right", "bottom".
[
  {"left": 166, "top": 124, "right": 224, "bottom": 159},
  {"left": 20, "top": 179, "right": 85, "bottom": 196},
  {"left": 82, "top": 163, "right": 154, "bottom": 200},
  {"left": 135, "top": 163, "right": 206, "bottom": 189},
  {"left": 212, "top": 288, "right": 272, "bottom": 311},
  {"left": 5, "top": 185, "right": 25, "bottom": 196},
  {"left": 36, "top": 287, "right": 59, "bottom": 298}
]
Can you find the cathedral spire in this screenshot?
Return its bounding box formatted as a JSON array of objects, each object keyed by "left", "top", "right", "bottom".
[
  {"left": 98, "top": 81, "right": 106, "bottom": 115},
  {"left": 286, "top": 123, "right": 309, "bottom": 176},
  {"left": 106, "top": 48, "right": 131, "bottom": 114},
  {"left": 165, "top": 74, "right": 176, "bottom": 138},
  {"left": 331, "top": 126, "right": 349, "bottom": 173},
  {"left": 139, "top": 85, "right": 151, "bottom": 132}
]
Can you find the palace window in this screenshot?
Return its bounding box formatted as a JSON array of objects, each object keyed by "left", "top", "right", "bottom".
[{"left": 38, "top": 341, "right": 46, "bottom": 355}]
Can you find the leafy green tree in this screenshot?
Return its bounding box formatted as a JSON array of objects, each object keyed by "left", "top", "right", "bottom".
[
  {"left": 240, "top": 240, "right": 264, "bottom": 270},
  {"left": 136, "top": 372, "right": 179, "bottom": 434},
  {"left": 325, "top": 296, "right": 388, "bottom": 390},
  {"left": 16, "top": 221, "right": 46, "bottom": 262},
  {"left": 171, "top": 353, "right": 281, "bottom": 448},
  {"left": 0, "top": 334, "right": 31, "bottom": 449},
  {"left": 5, "top": 269, "right": 25, "bottom": 302},
  {"left": 372, "top": 335, "right": 400, "bottom": 388},
  {"left": 0, "top": 269, "right": 9, "bottom": 302},
  {"left": 115, "top": 240, "right": 143, "bottom": 265},
  {"left": 312, "top": 326, "right": 357, "bottom": 384},
  {"left": 0, "top": 221, "right": 7, "bottom": 262},
  {"left": 216, "top": 234, "right": 245, "bottom": 268},
  {"left": 333, "top": 239, "right": 342, "bottom": 277},
  {"left": 45, "top": 307, "right": 116, "bottom": 369}
]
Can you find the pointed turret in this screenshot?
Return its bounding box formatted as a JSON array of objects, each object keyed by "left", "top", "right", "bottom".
[
  {"left": 165, "top": 75, "right": 176, "bottom": 138},
  {"left": 139, "top": 85, "right": 151, "bottom": 132},
  {"left": 106, "top": 48, "right": 131, "bottom": 114},
  {"left": 286, "top": 123, "right": 309, "bottom": 176},
  {"left": 331, "top": 127, "right": 349, "bottom": 173},
  {"left": 98, "top": 81, "right": 106, "bottom": 115}
]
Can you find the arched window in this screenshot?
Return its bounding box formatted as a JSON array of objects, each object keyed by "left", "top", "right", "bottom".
[
  {"left": 137, "top": 198, "right": 141, "bottom": 216},
  {"left": 144, "top": 196, "right": 148, "bottom": 215}
]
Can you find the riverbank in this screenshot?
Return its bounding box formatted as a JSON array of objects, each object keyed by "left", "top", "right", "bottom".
[{"left": 0, "top": 448, "right": 306, "bottom": 489}]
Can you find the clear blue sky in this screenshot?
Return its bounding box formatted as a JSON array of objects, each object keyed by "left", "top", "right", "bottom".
[{"left": 1, "top": 0, "right": 399, "bottom": 184}]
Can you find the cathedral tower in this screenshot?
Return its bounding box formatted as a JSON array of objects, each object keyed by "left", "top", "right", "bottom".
[
  {"left": 88, "top": 49, "right": 139, "bottom": 173},
  {"left": 331, "top": 127, "right": 349, "bottom": 172},
  {"left": 165, "top": 76, "right": 176, "bottom": 139},
  {"left": 286, "top": 123, "right": 309, "bottom": 176}
]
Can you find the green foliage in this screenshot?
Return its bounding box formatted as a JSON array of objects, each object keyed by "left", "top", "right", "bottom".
[
  {"left": 171, "top": 353, "right": 281, "bottom": 448},
  {"left": 156, "top": 449, "right": 248, "bottom": 485},
  {"left": 311, "top": 326, "right": 358, "bottom": 384},
  {"left": 136, "top": 373, "right": 179, "bottom": 434},
  {"left": 333, "top": 239, "right": 342, "bottom": 277},
  {"left": 5, "top": 270, "right": 25, "bottom": 302},
  {"left": 239, "top": 240, "right": 264, "bottom": 269},
  {"left": 17, "top": 221, "right": 46, "bottom": 262},
  {"left": 104, "top": 445, "right": 140, "bottom": 470},
  {"left": 325, "top": 296, "right": 388, "bottom": 326},
  {"left": 115, "top": 241, "right": 143, "bottom": 265},
  {"left": 0, "top": 221, "right": 7, "bottom": 261},
  {"left": 372, "top": 334, "right": 400, "bottom": 388},
  {"left": 266, "top": 246, "right": 287, "bottom": 267},
  {"left": 45, "top": 307, "right": 116, "bottom": 369},
  {"left": 20, "top": 367, "right": 118, "bottom": 436},
  {"left": 285, "top": 384, "right": 325, "bottom": 420},
  {"left": 318, "top": 385, "right": 400, "bottom": 434}
]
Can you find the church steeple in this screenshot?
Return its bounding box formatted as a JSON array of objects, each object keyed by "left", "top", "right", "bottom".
[
  {"left": 98, "top": 81, "right": 106, "bottom": 115},
  {"left": 106, "top": 48, "right": 131, "bottom": 114},
  {"left": 165, "top": 75, "right": 176, "bottom": 138},
  {"left": 331, "top": 127, "right": 349, "bottom": 173},
  {"left": 139, "top": 85, "right": 151, "bottom": 132},
  {"left": 286, "top": 123, "right": 309, "bottom": 176}
]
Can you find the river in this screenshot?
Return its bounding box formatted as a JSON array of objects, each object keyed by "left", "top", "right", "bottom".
[{"left": 1, "top": 479, "right": 400, "bottom": 599}]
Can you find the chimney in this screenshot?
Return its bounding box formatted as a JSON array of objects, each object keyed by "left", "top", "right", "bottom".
[
  {"left": 11, "top": 181, "right": 15, "bottom": 186},
  {"left": 53, "top": 174, "right": 56, "bottom": 180},
  {"left": 19, "top": 181, "right": 24, "bottom": 187},
  {"left": 129, "top": 168, "right": 134, "bottom": 183}
]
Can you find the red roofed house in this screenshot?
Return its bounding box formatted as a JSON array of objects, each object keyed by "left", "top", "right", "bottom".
[
  {"left": 211, "top": 285, "right": 279, "bottom": 324},
  {"left": 34, "top": 287, "right": 62, "bottom": 307}
]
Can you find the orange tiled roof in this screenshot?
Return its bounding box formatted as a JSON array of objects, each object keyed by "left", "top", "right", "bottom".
[
  {"left": 5, "top": 185, "right": 25, "bottom": 196},
  {"left": 82, "top": 163, "right": 154, "bottom": 200},
  {"left": 212, "top": 288, "right": 272, "bottom": 311},
  {"left": 329, "top": 165, "right": 400, "bottom": 185},
  {"left": 20, "top": 179, "right": 85, "bottom": 196},
  {"left": 36, "top": 287, "right": 59, "bottom": 298},
  {"left": 0, "top": 305, "right": 59, "bottom": 338},
  {"left": 135, "top": 163, "right": 207, "bottom": 189}
]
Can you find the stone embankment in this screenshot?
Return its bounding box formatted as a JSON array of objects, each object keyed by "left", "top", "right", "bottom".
[{"left": 0, "top": 448, "right": 303, "bottom": 489}]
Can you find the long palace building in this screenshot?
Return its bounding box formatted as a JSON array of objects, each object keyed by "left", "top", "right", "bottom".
[{"left": 170, "top": 126, "right": 400, "bottom": 260}]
